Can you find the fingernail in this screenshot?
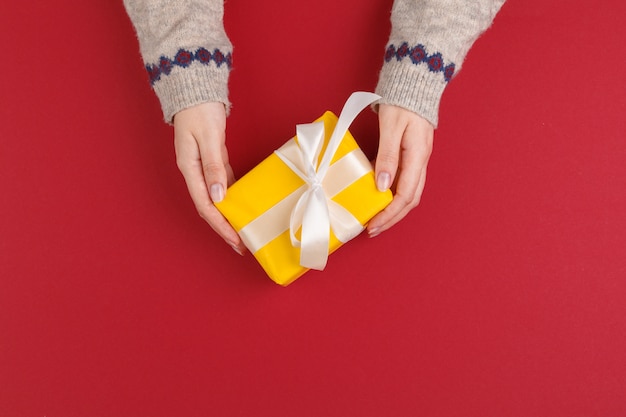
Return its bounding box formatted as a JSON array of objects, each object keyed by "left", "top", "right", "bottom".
[
  {"left": 209, "top": 183, "right": 224, "bottom": 203},
  {"left": 376, "top": 172, "right": 391, "bottom": 192},
  {"left": 230, "top": 243, "right": 244, "bottom": 256},
  {"left": 368, "top": 227, "right": 380, "bottom": 238}
]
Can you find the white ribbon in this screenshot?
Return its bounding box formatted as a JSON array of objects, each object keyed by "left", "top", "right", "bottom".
[{"left": 273, "top": 91, "right": 381, "bottom": 270}]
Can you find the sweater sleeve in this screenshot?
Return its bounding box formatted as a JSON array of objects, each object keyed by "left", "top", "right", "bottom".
[
  {"left": 375, "top": 0, "right": 505, "bottom": 127},
  {"left": 123, "top": 0, "right": 233, "bottom": 124}
]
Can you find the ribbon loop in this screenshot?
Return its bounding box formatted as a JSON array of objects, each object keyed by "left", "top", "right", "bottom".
[
  {"left": 296, "top": 121, "right": 325, "bottom": 175},
  {"left": 274, "top": 92, "right": 381, "bottom": 270}
]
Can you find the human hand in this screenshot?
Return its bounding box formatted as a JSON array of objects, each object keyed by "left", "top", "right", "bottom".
[
  {"left": 173, "top": 102, "right": 245, "bottom": 255},
  {"left": 367, "top": 104, "right": 434, "bottom": 237}
]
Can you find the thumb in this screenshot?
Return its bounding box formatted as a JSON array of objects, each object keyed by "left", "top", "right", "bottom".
[
  {"left": 375, "top": 107, "right": 404, "bottom": 192},
  {"left": 198, "top": 132, "right": 228, "bottom": 204}
]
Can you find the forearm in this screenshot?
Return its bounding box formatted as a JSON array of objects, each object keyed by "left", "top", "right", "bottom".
[
  {"left": 124, "top": 0, "right": 233, "bottom": 123},
  {"left": 376, "top": 0, "right": 505, "bottom": 127}
]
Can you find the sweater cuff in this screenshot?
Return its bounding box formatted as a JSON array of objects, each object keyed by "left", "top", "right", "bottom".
[
  {"left": 153, "top": 62, "right": 230, "bottom": 124},
  {"left": 375, "top": 59, "right": 448, "bottom": 128}
]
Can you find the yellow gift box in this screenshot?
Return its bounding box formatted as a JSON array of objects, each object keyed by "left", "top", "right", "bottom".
[{"left": 215, "top": 92, "right": 392, "bottom": 286}]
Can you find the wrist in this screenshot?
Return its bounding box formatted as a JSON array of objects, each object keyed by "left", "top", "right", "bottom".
[
  {"left": 153, "top": 63, "right": 231, "bottom": 125},
  {"left": 375, "top": 59, "right": 447, "bottom": 128}
]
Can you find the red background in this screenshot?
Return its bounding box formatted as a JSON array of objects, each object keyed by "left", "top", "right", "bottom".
[{"left": 1, "top": 0, "right": 626, "bottom": 415}]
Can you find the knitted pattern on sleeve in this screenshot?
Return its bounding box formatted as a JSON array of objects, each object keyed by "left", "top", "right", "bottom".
[
  {"left": 124, "top": 0, "right": 233, "bottom": 124},
  {"left": 376, "top": 0, "right": 505, "bottom": 127}
]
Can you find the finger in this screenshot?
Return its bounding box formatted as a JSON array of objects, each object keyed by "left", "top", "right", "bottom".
[
  {"left": 195, "top": 125, "right": 228, "bottom": 204},
  {"left": 225, "top": 161, "right": 236, "bottom": 187},
  {"left": 368, "top": 116, "right": 426, "bottom": 229},
  {"left": 181, "top": 159, "right": 246, "bottom": 255},
  {"left": 196, "top": 137, "right": 246, "bottom": 254},
  {"left": 374, "top": 106, "right": 405, "bottom": 192},
  {"left": 368, "top": 159, "right": 426, "bottom": 237},
  {"left": 370, "top": 167, "right": 427, "bottom": 236}
]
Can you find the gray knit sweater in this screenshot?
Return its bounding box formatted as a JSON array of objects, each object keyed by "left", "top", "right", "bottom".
[{"left": 124, "top": 0, "right": 504, "bottom": 127}]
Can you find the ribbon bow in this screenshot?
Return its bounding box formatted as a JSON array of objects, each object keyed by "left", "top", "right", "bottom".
[{"left": 274, "top": 92, "right": 381, "bottom": 270}]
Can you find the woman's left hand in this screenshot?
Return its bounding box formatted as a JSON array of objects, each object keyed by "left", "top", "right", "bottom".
[{"left": 367, "top": 104, "right": 434, "bottom": 237}]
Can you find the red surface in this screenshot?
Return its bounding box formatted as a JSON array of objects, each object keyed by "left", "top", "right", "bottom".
[{"left": 1, "top": 1, "right": 626, "bottom": 416}]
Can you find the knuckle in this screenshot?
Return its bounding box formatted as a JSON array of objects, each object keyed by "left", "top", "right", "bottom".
[
  {"left": 396, "top": 192, "right": 421, "bottom": 209},
  {"left": 196, "top": 207, "right": 210, "bottom": 222},
  {"left": 202, "top": 160, "right": 224, "bottom": 177},
  {"left": 394, "top": 193, "right": 411, "bottom": 207},
  {"left": 377, "top": 148, "right": 399, "bottom": 165},
  {"left": 420, "top": 145, "right": 433, "bottom": 161},
  {"left": 195, "top": 202, "right": 215, "bottom": 222},
  {"left": 410, "top": 192, "right": 424, "bottom": 209},
  {"left": 414, "top": 142, "right": 430, "bottom": 157},
  {"left": 175, "top": 156, "right": 186, "bottom": 171}
]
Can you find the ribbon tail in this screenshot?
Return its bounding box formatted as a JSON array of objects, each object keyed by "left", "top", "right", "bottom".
[
  {"left": 300, "top": 186, "right": 330, "bottom": 270},
  {"left": 288, "top": 189, "right": 310, "bottom": 248},
  {"left": 317, "top": 92, "right": 381, "bottom": 177},
  {"left": 328, "top": 199, "right": 364, "bottom": 243},
  {"left": 296, "top": 122, "right": 325, "bottom": 174}
]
